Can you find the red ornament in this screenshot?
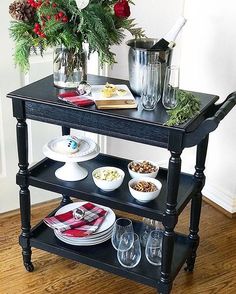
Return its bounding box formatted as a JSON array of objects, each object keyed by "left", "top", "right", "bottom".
[{"left": 114, "top": 0, "right": 130, "bottom": 19}]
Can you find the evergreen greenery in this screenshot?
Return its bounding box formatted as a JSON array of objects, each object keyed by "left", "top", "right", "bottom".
[
  {"left": 165, "top": 90, "right": 201, "bottom": 126},
  {"left": 9, "top": 0, "right": 144, "bottom": 72}
]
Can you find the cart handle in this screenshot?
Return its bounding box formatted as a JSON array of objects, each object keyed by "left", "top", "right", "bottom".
[{"left": 184, "top": 91, "right": 236, "bottom": 147}]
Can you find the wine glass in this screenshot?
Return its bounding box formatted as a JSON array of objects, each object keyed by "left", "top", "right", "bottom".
[
  {"left": 111, "top": 218, "right": 134, "bottom": 250},
  {"left": 145, "top": 230, "right": 163, "bottom": 266},
  {"left": 117, "top": 233, "right": 141, "bottom": 268},
  {"left": 139, "top": 218, "right": 164, "bottom": 247}
]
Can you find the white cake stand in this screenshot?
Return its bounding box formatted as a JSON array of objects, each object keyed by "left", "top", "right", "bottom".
[{"left": 43, "top": 137, "right": 100, "bottom": 181}]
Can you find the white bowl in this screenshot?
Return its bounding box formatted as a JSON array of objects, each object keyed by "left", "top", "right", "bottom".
[
  {"left": 128, "top": 160, "right": 159, "bottom": 179},
  {"left": 92, "top": 166, "right": 125, "bottom": 192},
  {"left": 128, "top": 177, "right": 162, "bottom": 203}
]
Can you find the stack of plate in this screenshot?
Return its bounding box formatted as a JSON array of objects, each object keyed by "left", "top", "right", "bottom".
[{"left": 54, "top": 202, "right": 116, "bottom": 246}]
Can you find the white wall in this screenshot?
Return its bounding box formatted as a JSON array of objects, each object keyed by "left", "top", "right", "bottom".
[
  {"left": 181, "top": 0, "right": 236, "bottom": 213},
  {"left": 107, "top": 0, "right": 236, "bottom": 213},
  {"left": 0, "top": 2, "right": 100, "bottom": 213}
]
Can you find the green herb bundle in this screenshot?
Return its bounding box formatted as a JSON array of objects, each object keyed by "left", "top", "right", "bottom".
[{"left": 165, "top": 90, "right": 200, "bottom": 127}]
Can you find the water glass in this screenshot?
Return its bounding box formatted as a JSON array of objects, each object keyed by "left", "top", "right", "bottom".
[
  {"left": 117, "top": 233, "right": 141, "bottom": 268},
  {"left": 139, "top": 218, "right": 164, "bottom": 247},
  {"left": 111, "top": 218, "right": 134, "bottom": 250},
  {"left": 145, "top": 230, "right": 163, "bottom": 266},
  {"left": 141, "top": 62, "right": 162, "bottom": 111},
  {"left": 162, "top": 65, "right": 179, "bottom": 109}
]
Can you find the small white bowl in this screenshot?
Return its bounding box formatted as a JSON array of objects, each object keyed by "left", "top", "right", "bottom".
[
  {"left": 128, "top": 160, "right": 159, "bottom": 179},
  {"left": 128, "top": 177, "right": 162, "bottom": 203},
  {"left": 92, "top": 166, "right": 125, "bottom": 192}
]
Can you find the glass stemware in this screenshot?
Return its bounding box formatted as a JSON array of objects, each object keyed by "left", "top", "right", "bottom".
[
  {"left": 162, "top": 65, "right": 179, "bottom": 109},
  {"left": 139, "top": 218, "right": 164, "bottom": 247},
  {"left": 145, "top": 230, "right": 163, "bottom": 266},
  {"left": 117, "top": 233, "right": 141, "bottom": 268},
  {"left": 111, "top": 218, "right": 134, "bottom": 250},
  {"left": 141, "top": 62, "right": 162, "bottom": 111}
]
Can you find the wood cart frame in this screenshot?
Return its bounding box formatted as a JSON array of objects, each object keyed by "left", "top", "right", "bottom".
[{"left": 7, "top": 75, "right": 236, "bottom": 294}]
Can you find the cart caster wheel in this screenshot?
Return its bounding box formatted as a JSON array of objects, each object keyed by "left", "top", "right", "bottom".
[
  {"left": 184, "top": 265, "right": 194, "bottom": 272},
  {"left": 24, "top": 262, "right": 34, "bottom": 272}
]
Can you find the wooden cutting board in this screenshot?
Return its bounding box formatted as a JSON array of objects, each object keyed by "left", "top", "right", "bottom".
[{"left": 95, "top": 99, "right": 138, "bottom": 109}]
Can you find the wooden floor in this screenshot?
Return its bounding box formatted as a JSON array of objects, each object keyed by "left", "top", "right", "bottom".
[{"left": 0, "top": 199, "right": 236, "bottom": 294}]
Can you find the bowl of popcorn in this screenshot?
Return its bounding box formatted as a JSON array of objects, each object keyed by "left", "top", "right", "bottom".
[
  {"left": 128, "top": 160, "right": 159, "bottom": 179},
  {"left": 92, "top": 166, "right": 125, "bottom": 191},
  {"left": 128, "top": 177, "right": 162, "bottom": 203}
]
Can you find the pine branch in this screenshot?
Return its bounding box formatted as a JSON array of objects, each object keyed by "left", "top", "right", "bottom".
[
  {"left": 116, "top": 18, "right": 145, "bottom": 38},
  {"left": 9, "top": 21, "right": 34, "bottom": 42},
  {"left": 14, "top": 39, "right": 32, "bottom": 72}
]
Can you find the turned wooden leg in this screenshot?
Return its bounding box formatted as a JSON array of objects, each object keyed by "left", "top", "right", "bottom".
[
  {"left": 17, "top": 118, "right": 34, "bottom": 272},
  {"left": 159, "top": 151, "right": 182, "bottom": 294},
  {"left": 185, "top": 135, "right": 209, "bottom": 272}
]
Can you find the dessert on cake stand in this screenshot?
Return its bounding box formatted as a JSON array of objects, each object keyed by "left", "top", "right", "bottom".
[{"left": 43, "top": 135, "right": 100, "bottom": 181}]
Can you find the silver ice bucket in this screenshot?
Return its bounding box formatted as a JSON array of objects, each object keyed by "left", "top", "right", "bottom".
[{"left": 127, "top": 38, "right": 173, "bottom": 96}]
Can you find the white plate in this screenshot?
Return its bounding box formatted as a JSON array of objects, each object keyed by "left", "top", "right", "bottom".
[
  {"left": 55, "top": 202, "right": 116, "bottom": 236},
  {"left": 91, "top": 84, "right": 135, "bottom": 101},
  {"left": 43, "top": 136, "right": 97, "bottom": 162},
  {"left": 56, "top": 225, "right": 114, "bottom": 242},
  {"left": 54, "top": 226, "right": 113, "bottom": 243},
  {"left": 55, "top": 230, "right": 112, "bottom": 246}
]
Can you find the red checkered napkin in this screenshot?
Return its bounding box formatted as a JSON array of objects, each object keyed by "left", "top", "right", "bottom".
[{"left": 44, "top": 202, "right": 107, "bottom": 237}]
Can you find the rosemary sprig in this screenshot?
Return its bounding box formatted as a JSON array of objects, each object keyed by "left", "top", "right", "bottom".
[{"left": 165, "top": 89, "right": 201, "bottom": 127}]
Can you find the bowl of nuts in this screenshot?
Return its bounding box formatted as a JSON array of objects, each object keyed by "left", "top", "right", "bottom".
[
  {"left": 128, "top": 177, "right": 162, "bottom": 203},
  {"left": 128, "top": 160, "right": 159, "bottom": 179},
  {"left": 92, "top": 166, "right": 125, "bottom": 192}
]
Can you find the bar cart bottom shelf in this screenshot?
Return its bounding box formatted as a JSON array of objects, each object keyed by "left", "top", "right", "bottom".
[{"left": 30, "top": 219, "right": 193, "bottom": 290}]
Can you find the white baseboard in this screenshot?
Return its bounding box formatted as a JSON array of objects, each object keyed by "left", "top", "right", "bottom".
[{"left": 203, "top": 183, "right": 236, "bottom": 214}]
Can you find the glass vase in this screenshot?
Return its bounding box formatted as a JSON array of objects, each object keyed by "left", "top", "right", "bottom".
[{"left": 53, "top": 46, "right": 87, "bottom": 89}]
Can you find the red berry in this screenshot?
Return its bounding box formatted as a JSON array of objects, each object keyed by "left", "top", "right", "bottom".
[
  {"left": 58, "top": 11, "right": 64, "bottom": 18},
  {"left": 62, "top": 16, "right": 68, "bottom": 23},
  {"left": 40, "top": 33, "right": 46, "bottom": 38},
  {"left": 52, "top": 3, "right": 57, "bottom": 8},
  {"left": 33, "top": 28, "right": 38, "bottom": 33},
  {"left": 54, "top": 14, "right": 59, "bottom": 21},
  {"left": 34, "top": 23, "right": 40, "bottom": 29},
  {"left": 46, "top": 15, "right": 51, "bottom": 20}
]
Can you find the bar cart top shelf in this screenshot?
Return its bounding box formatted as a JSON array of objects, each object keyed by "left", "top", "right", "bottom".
[
  {"left": 7, "top": 74, "right": 218, "bottom": 130},
  {"left": 8, "top": 74, "right": 223, "bottom": 150}
]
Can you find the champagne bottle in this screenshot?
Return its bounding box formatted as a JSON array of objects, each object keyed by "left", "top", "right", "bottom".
[{"left": 151, "top": 16, "right": 187, "bottom": 50}]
